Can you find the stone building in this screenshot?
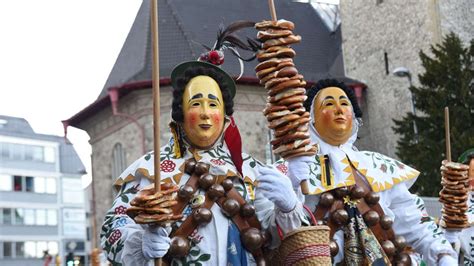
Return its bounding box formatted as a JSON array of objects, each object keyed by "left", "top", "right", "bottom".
[
  {"left": 63, "top": 0, "right": 363, "bottom": 245},
  {"left": 339, "top": 0, "right": 473, "bottom": 157}
]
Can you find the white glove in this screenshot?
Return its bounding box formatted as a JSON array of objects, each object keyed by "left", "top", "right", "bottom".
[
  {"left": 444, "top": 229, "right": 461, "bottom": 244},
  {"left": 438, "top": 254, "right": 458, "bottom": 266},
  {"left": 142, "top": 226, "right": 170, "bottom": 260},
  {"left": 257, "top": 166, "right": 298, "bottom": 212},
  {"left": 287, "top": 155, "right": 314, "bottom": 188}
]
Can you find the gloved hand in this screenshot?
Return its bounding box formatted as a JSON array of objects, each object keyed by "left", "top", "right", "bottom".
[
  {"left": 287, "top": 155, "right": 314, "bottom": 189},
  {"left": 142, "top": 226, "right": 170, "bottom": 260},
  {"left": 438, "top": 254, "right": 458, "bottom": 266},
  {"left": 444, "top": 229, "right": 461, "bottom": 244},
  {"left": 257, "top": 166, "right": 298, "bottom": 212}
]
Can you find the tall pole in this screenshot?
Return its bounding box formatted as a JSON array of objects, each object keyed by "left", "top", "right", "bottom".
[
  {"left": 150, "top": 0, "right": 162, "bottom": 265},
  {"left": 444, "top": 107, "right": 451, "bottom": 162}
]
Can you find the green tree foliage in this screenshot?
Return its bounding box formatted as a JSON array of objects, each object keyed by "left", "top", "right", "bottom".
[{"left": 393, "top": 33, "right": 473, "bottom": 196}]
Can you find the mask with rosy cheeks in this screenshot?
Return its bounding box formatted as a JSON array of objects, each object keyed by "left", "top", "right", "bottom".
[
  {"left": 182, "top": 76, "right": 225, "bottom": 149},
  {"left": 313, "top": 87, "right": 353, "bottom": 146}
]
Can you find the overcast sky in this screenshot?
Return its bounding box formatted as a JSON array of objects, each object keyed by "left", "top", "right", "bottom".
[{"left": 0, "top": 0, "right": 142, "bottom": 187}]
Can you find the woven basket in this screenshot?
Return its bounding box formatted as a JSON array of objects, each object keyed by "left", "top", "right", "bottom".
[{"left": 273, "top": 206, "right": 331, "bottom": 265}]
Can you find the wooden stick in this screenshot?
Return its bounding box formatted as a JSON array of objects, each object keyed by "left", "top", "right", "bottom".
[
  {"left": 151, "top": 0, "right": 162, "bottom": 265},
  {"left": 444, "top": 107, "right": 451, "bottom": 162},
  {"left": 268, "top": 0, "right": 277, "bottom": 21}
]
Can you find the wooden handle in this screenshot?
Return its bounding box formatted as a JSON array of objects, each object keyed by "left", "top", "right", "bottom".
[
  {"left": 444, "top": 107, "right": 451, "bottom": 162},
  {"left": 268, "top": 0, "right": 277, "bottom": 21}
]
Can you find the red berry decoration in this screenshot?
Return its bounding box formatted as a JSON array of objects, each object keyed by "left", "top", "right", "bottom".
[
  {"left": 109, "top": 229, "right": 122, "bottom": 244},
  {"left": 161, "top": 160, "right": 176, "bottom": 172},
  {"left": 276, "top": 164, "right": 288, "bottom": 174},
  {"left": 114, "top": 205, "right": 127, "bottom": 215}
]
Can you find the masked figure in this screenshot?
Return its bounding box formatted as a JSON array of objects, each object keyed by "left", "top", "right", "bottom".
[
  {"left": 279, "top": 79, "right": 457, "bottom": 265},
  {"left": 100, "top": 59, "right": 304, "bottom": 265}
]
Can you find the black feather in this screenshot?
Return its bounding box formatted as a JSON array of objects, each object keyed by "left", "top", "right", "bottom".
[{"left": 214, "top": 20, "right": 256, "bottom": 50}]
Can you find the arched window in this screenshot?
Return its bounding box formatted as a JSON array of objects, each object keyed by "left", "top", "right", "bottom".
[{"left": 111, "top": 143, "right": 127, "bottom": 179}]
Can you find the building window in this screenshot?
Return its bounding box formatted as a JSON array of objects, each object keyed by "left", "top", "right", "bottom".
[
  {"left": 13, "top": 175, "right": 22, "bottom": 191},
  {"left": 0, "top": 142, "right": 53, "bottom": 163},
  {"left": 0, "top": 174, "right": 12, "bottom": 191},
  {"left": 14, "top": 209, "right": 24, "bottom": 224},
  {"left": 25, "top": 176, "right": 34, "bottom": 192},
  {"left": 24, "top": 241, "right": 36, "bottom": 258},
  {"left": 24, "top": 209, "right": 35, "bottom": 225},
  {"left": 112, "top": 143, "right": 127, "bottom": 179},
  {"left": 34, "top": 177, "right": 46, "bottom": 193},
  {"left": 46, "top": 178, "right": 56, "bottom": 194},
  {"left": 2, "top": 208, "right": 12, "bottom": 224},
  {"left": 15, "top": 242, "right": 25, "bottom": 257},
  {"left": 46, "top": 209, "right": 57, "bottom": 226},
  {"left": 3, "top": 242, "right": 12, "bottom": 257}
]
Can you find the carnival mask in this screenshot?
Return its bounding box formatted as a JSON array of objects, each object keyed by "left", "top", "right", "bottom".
[
  {"left": 182, "top": 76, "right": 225, "bottom": 149},
  {"left": 469, "top": 158, "right": 474, "bottom": 190},
  {"left": 313, "top": 87, "right": 353, "bottom": 146}
]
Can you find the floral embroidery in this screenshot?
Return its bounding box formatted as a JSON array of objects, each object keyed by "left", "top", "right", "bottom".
[
  {"left": 242, "top": 154, "right": 263, "bottom": 168},
  {"left": 113, "top": 217, "right": 129, "bottom": 228},
  {"left": 161, "top": 159, "right": 176, "bottom": 172},
  {"left": 114, "top": 206, "right": 126, "bottom": 215},
  {"left": 189, "top": 229, "right": 204, "bottom": 244},
  {"left": 108, "top": 229, "right": 122, "bottom": 245},
  {"left": 210, "top": 158, "right": 226, "bottom": 165},
  {"left": 365, "top": 152, "right": 405, "bottom": 175},
  {"left": 276, "top": 163, "right": 288, "bottom": 174},
  {"left": 171, "top": 241, "right": 211, "bottom": 266}
]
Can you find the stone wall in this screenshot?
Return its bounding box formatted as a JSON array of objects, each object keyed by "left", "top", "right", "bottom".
[
  {"left": 438, "top": 0, "right": 473, "bottom": 45},
  {"left": 80, "top": 84, "right": 269, "bottom": 244},
  {"left": 340, "top": 0, "right": 439, "bottom": 157}
]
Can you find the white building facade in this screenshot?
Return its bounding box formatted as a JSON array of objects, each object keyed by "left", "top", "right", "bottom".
[{"left": 0, "top": 115, "right": 87, "bottom": 265}]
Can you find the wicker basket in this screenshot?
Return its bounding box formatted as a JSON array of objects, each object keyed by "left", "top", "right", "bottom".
[{"left": 273, "top": 206, "right": 331, "bottom": 265}]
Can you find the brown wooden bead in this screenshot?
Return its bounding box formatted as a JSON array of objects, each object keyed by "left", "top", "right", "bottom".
[
  {"left": 207, "top": 184, "right": 225, "bottom": 200},
  {"left": 333, "top": 187, "right": 349, "bottom": 199},
  {"left": 178, "top": 185, "right": 194, "bottom": 200},
  {"left": 240, "top": 203, "right": 256, "bottom": 217},
  {"left": 221, "top": 198, "right": 240, "bottom": 217},
  {"left": 241, "top": 227, "right": 264, "bottom": 251},
  {"left": 350, "top": 185, "right": 366, "bottom": 199},
  {"left": 380, "top": 215, "right": 393, "bottom": 230},
  {"left": 363, "top": 210, "right": 380, "bottom": 226},
  {"left": 168, "top": 236, "right": 190, "bottom": 258},
  {"left": 319, "top": 193, "right": 335, "bottom": 207},
  {"left": 192, "top": 207, "right": 212, "bottom": 225},
  {"left": 331, "top": 209, "right": 349, "bottom": 225},
  {"left": 395, "top": 252, "right": 411, "bottom": 266},
  {"left": 364, "top": 192, "right": 380, "bottom": 205},
  {"left": 221, "top": 178, "right": 234, "bottom": 191},
  {"left": 184, "top": 158, "right": 197, "bottom": 175},
  {"left": 194, "top": 162, "right": 210, "bottom": 176},
  {"left": 393, "top": 235, "right": 407, "bottom": 251},
  {"left": 381, "top": 240, "right": 396, "bottom": 256},
  {"left": 329, "top": 240, "right": 339, "bottom": 257},
  {"left": 198, "top": 174, "right": 216, "bottom": 190}
]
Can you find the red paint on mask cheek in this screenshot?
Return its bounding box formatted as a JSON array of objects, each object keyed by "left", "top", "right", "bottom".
[
  {"left": 211, "top": 113, "right": 222, "bottom": 124},
  {"left": 186, "top": 111, "right": 199, "bottom": 126}
]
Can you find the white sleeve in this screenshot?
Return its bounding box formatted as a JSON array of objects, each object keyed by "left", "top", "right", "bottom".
[
  {"left": 388, "top": 183, "right": 457, "bottom": 265},
  {"left": 100, "top": 178, "right": 152, "bottom": 265},
  {"left": 254, "top": 188, "right": 307, "bottom": 249}
]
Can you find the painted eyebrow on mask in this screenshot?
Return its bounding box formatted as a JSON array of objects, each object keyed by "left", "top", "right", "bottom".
[
  {"left": 189, "top": 93, "right": 203, "bottom": 103},
  {"left": 320, "top": 95, "right": 335, "bottom": 107},
  {"left": 208, "top": 94, "right": 221, "bottom": 103}
]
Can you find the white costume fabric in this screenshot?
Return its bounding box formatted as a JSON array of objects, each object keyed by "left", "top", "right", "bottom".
[
  {"left": 278, "top": 95, "right": 457, "bottom": 265},
  {"left": 101, "top": 138, "right": 305, "bottom": 266}
]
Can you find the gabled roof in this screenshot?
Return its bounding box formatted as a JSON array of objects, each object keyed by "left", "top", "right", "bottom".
[
  {"left": 99, "top": 0, "right": 346, "bottom": 98},
  {"left": 0, "top": 115, "right": 86, "bottom": 175}
]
